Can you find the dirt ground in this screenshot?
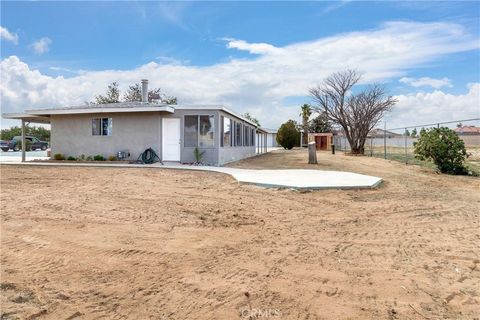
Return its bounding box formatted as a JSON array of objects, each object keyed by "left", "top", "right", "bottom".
[{"left": 1, "top": 149, "right": 479, "bottom": 319}]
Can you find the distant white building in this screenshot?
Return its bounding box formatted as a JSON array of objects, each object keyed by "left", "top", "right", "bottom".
[{"left": 256, "top": 128, "right": 279, "bottom": 147}]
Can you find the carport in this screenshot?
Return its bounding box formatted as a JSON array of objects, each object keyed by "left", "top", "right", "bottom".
[{"left": 2, "top": 113, "right": 51, "bottom": 162}]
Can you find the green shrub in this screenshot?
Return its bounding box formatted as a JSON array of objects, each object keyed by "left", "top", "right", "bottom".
[
  {"left": 193, "top": 147, "right": 205, "bottom": 164},
  {"left": 86, "top": 156, "right": 93, "bottom": 161},
  {"left": 93, "top": 155, "right": 105, "bottom": 161},
  {"left": 53, "top": 153, "right": 65, "bottom": 160},
  {"left": 277, "top": 120, "right": 300, "bottom": 150},
  {"left": 67, "top": 156, "right": 76, "bottom": 161},
  {"left": 414, "top": 127, "right": 467, "bottom": 175},
  {"left": 107, "top": 155, "right": 116, "bottom": 161},
  {"left": 78, "top": 154, "right": 86, "bottom": 161}
]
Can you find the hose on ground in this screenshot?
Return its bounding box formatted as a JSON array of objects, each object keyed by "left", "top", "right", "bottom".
[{"left": 131, "top": 148, "right": 162, "bottom": 164}]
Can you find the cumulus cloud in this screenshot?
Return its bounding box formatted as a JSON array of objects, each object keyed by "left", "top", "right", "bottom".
[
  {"left": 399, "top": 76, "right": 453, "bottom": 89},
  {"left": 31, "top": 37, "right": 52, "bottom": 54},
  {"left": 224, "top": 38, "right": 283, "bottom": 55},
  {"left": 388, "top": 83, "right": 480, "bottom": 128},
  {"left": 1, "top": 21, "right": 479, "bottom": 129},
  {"left": 0, "top": 26, "right": 18, "bottom": 44}
]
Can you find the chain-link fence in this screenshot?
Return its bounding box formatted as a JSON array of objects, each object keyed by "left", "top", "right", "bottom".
[{"left": 333, "top": 118, "right": 480, "bottom": 170}]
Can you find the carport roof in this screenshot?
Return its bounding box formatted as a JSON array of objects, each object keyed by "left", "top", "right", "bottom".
[{"left": 2, "top": 113, "right": 51, "bottom": 124}]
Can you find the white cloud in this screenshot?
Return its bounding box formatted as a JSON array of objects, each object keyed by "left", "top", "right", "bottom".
[
  {"left": 388, "top": 83, "right": 480, "bottom": 128},
  {"left": 387, "top": 82, "right": 480, "bottom": 128},
  {"left": 224, "top": 38, "right": 283, "bottom": 55},
  {"left": 0, "top": 26, "right": 18, "bottom": 44},
  {"left": 1, "top": 21, "right": 479, "bottom": 129},
  {"left": 399, "top": 76, "right": 452, "bottom": 89},
  {"left": 31, "top": 37, "right": 52, "bottom": 54}
]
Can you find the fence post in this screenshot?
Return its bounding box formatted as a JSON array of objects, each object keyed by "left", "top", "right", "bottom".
[
  {"left": 384, "top": 121, "right": 387, "bottom": 159},
  {"left": 405, "top": 128, "right": 408, "bottom": 165},
  {"left": 370, "top": 137, "right": 373, "bottom": 157}
]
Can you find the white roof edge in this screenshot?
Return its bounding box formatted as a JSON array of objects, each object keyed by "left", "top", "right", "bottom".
[
  {"left": 26, "top": 106, "right": 175, "bottom": 116},
  {"left": 6, "top": 104, "right": 259, "bottom": 127},
  {"left": 2, "top": 113, "right": 51, "bottom": 123},
  {"left": 174, "top": 104, "right": 258, "bottom": 127}
]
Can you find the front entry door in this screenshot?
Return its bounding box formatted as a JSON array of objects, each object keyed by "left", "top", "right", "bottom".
[{"left": 162, "top": 118, "right": 181, "bottom": 161}]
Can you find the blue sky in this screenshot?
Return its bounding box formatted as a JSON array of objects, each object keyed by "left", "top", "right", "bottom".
[{"left": 1, "top": 1, "right": 479, "bottom": 128}]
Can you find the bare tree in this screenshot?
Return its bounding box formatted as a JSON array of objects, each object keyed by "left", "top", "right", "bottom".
[
  {"left": 124, "top": 83, "right": 178, "bottom": 104},
  {"left": 309, "top": 70, "right": 396, "bottom": 154}
]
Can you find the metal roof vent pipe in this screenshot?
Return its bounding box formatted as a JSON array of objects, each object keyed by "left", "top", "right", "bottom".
[{"left": 141, "top": 79, "right": 148, "bottom": 104}]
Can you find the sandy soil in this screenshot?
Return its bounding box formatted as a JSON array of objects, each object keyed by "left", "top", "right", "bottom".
[{"left": 1, "top": 149, "right": 479, "bottom": 319}]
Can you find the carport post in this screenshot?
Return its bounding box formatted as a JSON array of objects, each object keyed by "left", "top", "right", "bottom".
[
  {"left": 264, "top": 133, "right": 267, "bottom": 153},
  {"left": 21, "top": 119, "right": 26, "bottom": 162}
]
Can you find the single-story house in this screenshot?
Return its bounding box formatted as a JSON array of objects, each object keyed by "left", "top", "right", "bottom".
[
  {"left": 3, "top": 80, "right": 270, "bottom": 166},
  {"left": 454, "top": 126, "right": 480, "bottom": 136}
]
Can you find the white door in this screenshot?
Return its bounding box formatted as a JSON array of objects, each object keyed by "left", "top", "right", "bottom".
[{"left": 162, "top": 118, "right": 181, "bottom": 161}]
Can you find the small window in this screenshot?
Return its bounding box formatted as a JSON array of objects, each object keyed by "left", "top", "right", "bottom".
[
  {"left": 235, "top": 122, "right": 242, "bottom": 147},
  {"left": 245, "top": 126, "right": 252, "bottom": 146},
  {"left": 92, "top": 118, "right": 112, "bottom": 136},
  {"left": 221, "top": 116, "right": 231, "bottom": 147}
]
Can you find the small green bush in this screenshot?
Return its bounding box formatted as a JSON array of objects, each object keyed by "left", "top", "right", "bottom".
[
  {"left": 414, "top": 127, "right": 467, "bottom": 175},
  {"left": 78, "top": 154, "right": 86, "bottom": 161},
  {"left": 277, "top": 120, "right": 300, "bottom": 150},
  {"left": 93, "top": 155, "right": 105, "bottom": 161},
  {"left": 193, "top": 147, "right": 205, "bottom": 164},
  {"left": 86, "top": 156, "right": 93, "bottom": 161},
  {"left": 107, "top": 155, "right": 116, "bottom": 161},
  {"left": 53, "top": 153, "right": 65, "bottom": 160},
  {"left": 67, "top": 156, "right": 76, "bottom": 161}
]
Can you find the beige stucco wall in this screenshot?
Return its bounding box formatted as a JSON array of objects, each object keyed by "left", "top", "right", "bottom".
[{"left": 50, "top": 112, "right": 162, "bottom": 160}]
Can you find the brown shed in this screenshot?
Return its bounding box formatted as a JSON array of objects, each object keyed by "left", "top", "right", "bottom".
[{"left": 308, "top": 133, "right": 333, "bottom": 151}]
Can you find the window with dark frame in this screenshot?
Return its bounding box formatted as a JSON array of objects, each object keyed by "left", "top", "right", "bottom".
[
  {"left": 221, "top": 116, "right": 232, "bottom": 147},
  {"left": 235, "top": 122, "right": 241, "bottom": 146},
  {"left": 244, "top": 126, "right": 248, "bottom": 146},
  {"left": 92, "top": 118, "right": 112, "bottom": 136}
]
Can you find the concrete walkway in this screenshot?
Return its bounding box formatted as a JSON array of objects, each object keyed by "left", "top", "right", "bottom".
[{"left": 0, "top": 161, "right": 382, "bottom": 190}]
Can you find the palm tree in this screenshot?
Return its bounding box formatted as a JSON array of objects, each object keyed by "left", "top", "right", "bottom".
[{"left": 299, "top": 104, "right": 312, "bottom": 146}]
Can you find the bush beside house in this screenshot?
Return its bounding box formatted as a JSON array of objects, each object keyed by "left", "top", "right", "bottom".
[{"left": 277, "top": 120, "right": 300, "bottom": 150}]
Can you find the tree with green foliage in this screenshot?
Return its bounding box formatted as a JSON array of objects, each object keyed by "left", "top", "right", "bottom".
[
  {"left": 405, "top": 129, "right": 410, "bottom": 136},
  {"left": 123, "top": 83, "right": 178, "bottom": 104},
  {"left": 93, "top": 82, "right": 120, "bottom": 104},
  {"left": 309, "top": 112, "right": 332, "bottom": 133},
  {"left": 276, "top": 120, "right": 300, "bottom": 150},
  {"left": 299, "top": 104, "right": 312, "bottom": 145},
  {"left": 414, "top": 127, "right": 468, "bottom": 175},
  {"left": 411, "top": 128, "right": 417, "bottom": 137},
  {"left": 243, "top": 113, "right": 260, "bottom": 127},
  {"left": 1, "top": 125, "right": 50, "bottom": 141}
]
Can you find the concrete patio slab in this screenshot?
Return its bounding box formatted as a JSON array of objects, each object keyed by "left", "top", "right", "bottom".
[{"left": 0, "top": 161, "right": 382, "bottom": 190}]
